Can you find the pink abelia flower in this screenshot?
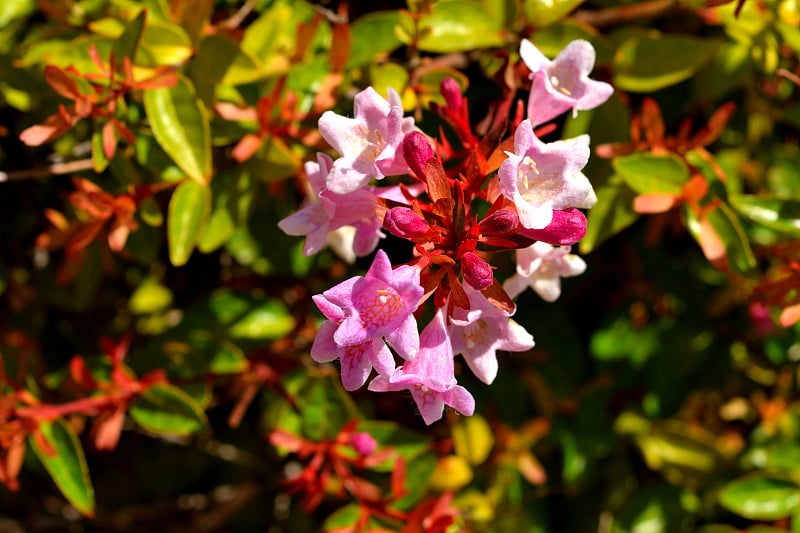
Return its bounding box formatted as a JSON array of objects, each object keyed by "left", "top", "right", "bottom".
[
  {"left": 449, "top": 285, "right": 534, "bottom": 385},
  {"left": 521, "top": 38, "right": 613, "bottom": 127},
  {"left": 498, "top": 119, "right": 596, "bottom": 230},
  {"left": 503, "top": 242, "right": 587, "bottom": 302},
  {"left": 319, "top": 87, "right": 416, "bottom": 194},
  {"left": 369, "top": 309, "right": 475, "bottom": 425},
  {"left": 311, "top": 249, "right": 424, "bottom": 361},
  {"left": 310, "top": 329, "right": 395, "bottom": 391},
  {"left": 278, "top": 153, "right": 382, "bottom": 257}
]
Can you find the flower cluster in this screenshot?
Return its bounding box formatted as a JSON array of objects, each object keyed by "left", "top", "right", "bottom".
[{"left": 280, "top": 39, "right": 612, "bottom": 424}]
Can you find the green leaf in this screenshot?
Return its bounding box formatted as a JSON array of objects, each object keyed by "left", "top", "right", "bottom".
[
  {"left": 411, "top": 1, "right": 505, "bottom": 53},
  {"left": 143, "top": 75, "right": 211, "bottom": 184},
  {"left": 110, "top": 10, "right": 146, "bottom": 73},
  {"left": 323, "top": 504, "right": 362, "bottom": 531},
  {"left": 189, "top": 34, "right": 265, "bottom": 105},
  {"left": 30, "top": 420, "right": 95, "bottom": 516},
  {"left": 240, "top": 2, "right": 292, "bottom": 73},
  {"left": 730, "top": 195, "right": 800, "bottom": 238},
  {"left": 197, "top": 167, "right": 254, "bottom": 253},
  {"left": 347, "top": 10, "right": 403, "bottom": 69},
  {"left": 613, "top": 34, "right": 720, "bottom": 92},
  {"left": 129, "top": 278, "right": 173, "bottom": 314},
  {"left": 719, "top": 473, "right": 800, "bottom": 520},
  {"left": 613, "top": 153, "right": 690, "bottom": 195},
  {"left": 580, "top": 181, "right": 639, "bottom": 254},
  {"left": 197, "top": 290, "right": 295, "bottom": 341},
  {"left": 139, "top": 18, "right": 193, "bottom": 67},
  {"left": 685, "top": 203, "right": 757, "bottom": 275},
  {"left": 129, "top": 383, "right": 208, "bottom": 436},
  {"left": 523, "top": 0, "right": 585, "bottom": 28},
  {"left": 167, "top": 180, "right": 210, "bottom": 267},
  {"left": 355, "top": 421, "right": 430, "bottom": 472},
  {"left": 0, "top": 0, "right": 34, "bottom": 27}
]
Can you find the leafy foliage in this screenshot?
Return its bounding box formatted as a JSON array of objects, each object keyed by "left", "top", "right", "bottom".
[{"left": 1, "top": 0, "right": 800, "bottom": 531}]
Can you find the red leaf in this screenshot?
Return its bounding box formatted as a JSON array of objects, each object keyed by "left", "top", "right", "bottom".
[
  {"left": 481, "top": 277, "right": 515, "bottom": 314},
  {"left": 19, "top": 111, "right": 73, "bottom": 146},
  {"left": 424, "top": 158, "right": 452, "bottom": 205},
  {"left": 330, "top": 4, "right": 351, "bottom": 73},
  {"left": 780, "top": 303, "right": 800, "bottom": 328},
  {"left": 69, "top": 356, "right": 99, "bottom": 389},
  {"left": 633, "top": 193, "right": 679, "bottom": 214},
  {"left": 44, "top": 65, "right": 83, "bottom": 100},
  {"left": 91, "top": 407, "right": 125, "bottom": 451},
  {"left": 232, "top": 133, "right": 263, "bottom": 163},
  {"left": 102, "top": 120, "right": 117, "bottom": 160},
  {"left": 641, "top": 98, "right": 665, "bottom": 148}
]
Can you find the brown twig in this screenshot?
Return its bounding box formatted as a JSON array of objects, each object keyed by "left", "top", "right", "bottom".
[
  {"left": 0, "top": 159, "right": 95, "bottom": 182},
  {"left": 573, "top": 0, "right": 678, "bottom": 28}
]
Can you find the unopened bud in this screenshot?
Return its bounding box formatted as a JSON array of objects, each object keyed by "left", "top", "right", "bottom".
[
  {"left": 350, "top": 432, "right": 377, "bottom": 456},
  {"left": 401, "top": 132, "right": 434, "bottom": 180},
  {"left": 383, "top": 207, "right": 431, "bottom": 240},
  {"left": 461, "top": 252, "right": 493, "bottom": 290},
  {"left": 479, "top": 209, "right": 519, "bottom": 236},
  {"left": 440, "top": 77, "right": 463, "bottom": 113},
  {"left": 518, "top": 208, "right": 587, "bottom": 246}
]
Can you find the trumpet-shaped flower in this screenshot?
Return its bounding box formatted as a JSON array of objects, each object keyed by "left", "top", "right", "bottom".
[
  {"left": 369, "top": 309, "right": 475, "bottom": 425},
  {"left": 449, "top": 285, "right": 534, "bottom": 385},
  {"left": 278, "top": 153, "right": 382, "bottom": 256},
  {"left": 498, "top": 119, "right": 595, "bottom": 230},
  {"left": 310, "top": 328, "right": 396, "bottom": 391},
  {"left": 319, "top": 87, "right": 416, "bottom": 194},
  {"left": 521, "top": 38, "right": 613, "bottom": 126},
  {"left": 503, "top": 242, "right": 586, "bottom": 302},
  {"left": 311, "top": 249, "right": 423, "bottom": 361}
]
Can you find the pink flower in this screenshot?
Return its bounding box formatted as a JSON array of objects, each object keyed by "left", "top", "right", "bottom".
[
  {"left": 369, "top": 309, "right": 475, "bottom": 425},
  {"left": 521, "top": 39, "right": 613, "bottom": 127},
  {"left": 319, "top": 87, "right": 416, "bottom": 194},
  {"left": 311, "top": 249, "right": 424, "bottom": 361},
  {"left": 503, "top": 242, "right": 586, "bottom": 302},
  {"left": 310, "top": 332, "right": 395, "bottom": 391},
  {"left": 278, "top": 153, "right": 382, "bottom": 256},
  {"left": 449, "top": 285, "right": 534, "bottom": 385},
  {"left": 498, "top": 119, "right": 596, "bottom": 230}
]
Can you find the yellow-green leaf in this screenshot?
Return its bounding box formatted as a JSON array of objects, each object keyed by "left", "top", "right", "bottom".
[
  {"left": 452, "top": 414, "right": 494, "bottom": 466},
  {"left": 719, "top": 473, "right": 800, "bottom": 520},
  {"left": 144, "top": 75, "right": 211, "bottom": 184},
  {"left": 167, "top": 180, "right": 210, "bottom": 266}
]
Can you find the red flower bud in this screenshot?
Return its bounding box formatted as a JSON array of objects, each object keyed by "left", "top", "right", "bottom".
[
  {"left": 479, "top": 209, "right": 519, "bottom": 236},
  {"left": 518, "top": 208, "right": 587, "bottom": 246},
  {"left": 461, "top": 251, "right": 493, "bottom": 290},
  {"left": 350, "top": 432, "right": 377, "bottom": 456},
  {"left": 440, "top": 77, "right": 463, "bottom": 113},
  {"left": 401, "top": 132, "right": 434, "bottom": 180},
  {"left": 383, "top": 207, "right": 431, "bottom": 241}
]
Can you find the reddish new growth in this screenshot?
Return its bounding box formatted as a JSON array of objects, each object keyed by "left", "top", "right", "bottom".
[
  {"left": 269, "top": 420, "right": 463, "bottom": 533},
  {"left": 19, "top": 44, "right": 177, "bottom": 160},
  {"left": 0, "top": 334, "right": 166, "bottom": 494},
  {"left": 379, "top": 87, "right": 587, "bottom": 316}
]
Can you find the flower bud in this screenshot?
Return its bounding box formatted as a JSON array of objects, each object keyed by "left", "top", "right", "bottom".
[
  {"left": 350, "top": 432, "right": 377, "bottom": 456},
  {"left": 461, "top": 252, "right": 493, "bottom": 290},
  {"left": 383, "top": 207, "right": 431, "bottom": 240},
  {"left": 401, "top": 131, "right": 434, "bottom": 180},
  {"left": 479, "top": 209, "right": 519, "bottom": 236},
  {"left": 440, "top": 77, "right": 463, "bottom": 113},
  {"left": 518, "top": 208, "right": 587, "bottom": 246}
]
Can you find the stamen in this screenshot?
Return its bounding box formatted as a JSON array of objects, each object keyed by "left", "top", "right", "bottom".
[
  {"left": 560, "top": 87, "right": 572, "bottom": 96},
  {"left": 550, "top": 75, "right": 559, "bottom": 87}
]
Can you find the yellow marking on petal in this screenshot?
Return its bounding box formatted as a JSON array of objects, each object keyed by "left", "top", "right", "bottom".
[
  {"left": 550, "top": 75, "right": 559, "bottom": 87},
  {"left": 560, "top": 87, "right": 572, "bottom": 96}
]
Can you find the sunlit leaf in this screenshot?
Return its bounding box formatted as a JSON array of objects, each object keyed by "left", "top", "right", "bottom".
[
  {"left": 718, "top": 473, "right": 800, "bottom": 520},
  {"left": 347, "top": 10, "right": 403, "bottom": 69},
  {"left": 167, "top": 180, "right": 210, "bottom": 267},
  {"left": 452, "top": 414, "right": 494, "bottom": 466},
  {"left": 523, "top": 0, "right": 585, "bottom": 28},
  {"left": 143, "top": 75, "right": 211, "bottom": 184},
  {"left": 613, "top": 153, "right": 690, "bottom": 195},
  {"left": 410, "top": 1, "right": 505, "bottom": 53}
]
